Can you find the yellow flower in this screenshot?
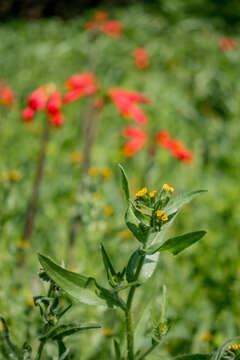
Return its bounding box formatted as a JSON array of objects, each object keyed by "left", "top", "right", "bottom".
[
  {"left": 150, "top": 190, "right": 157, "bottom": 198},
  {"left": 118, "top": 229, "right": 133, "bottom": 240},
  {"left": 88, "top": 167, "right": 99, "bottom": 177},
  {"left": 104, "top": 205, "right": 113, "bottom": 216},
  {"left": 102, "top": 329, "right": 114, "bottom": 336},
  {"left": 161, "top": 215, "right": 168, "bottom": 221},
  {"left": 9, "top": 170, "right": 20, "bottom": 182},
  {"left": 163, "top": 184, "right": 174, "bottom": 193},
  {"left": 200, "top": 332, "right": 213, "bottom": 341},
  {"left": 135, "top": 187, "right": 148, "bottom": 198},
  {"left": 101, "top": 168, "right": 112, "bottom": 180},
  {"left": 27, "top": 298, "right": 34, "bottom": 307},
  {"left": 69, "top": 151, "right": 82, "bottom": 164},
  {"left": 232, "top": 344, "right": 238, "bottom": 351},
  {"left": 156, "top": 210, "right": 164, "bottom": 217},
  {"left": 17, "top": 239, "right": 30, "bottom": 249}
]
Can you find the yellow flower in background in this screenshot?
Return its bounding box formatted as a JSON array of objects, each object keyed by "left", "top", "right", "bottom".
[
  {"left": 9, "top": 170, "right": 20, "bottom": 182},
  {"left": 118, "top": 229, "right": 133, "bottom": 240},
  {"left": 27, "top": 298, "right": 34, "bottom": 307},
  {"left": 163, "top": 184, "right": 174, "bottom": 193},
  {"left": 135, "top": 187, "right": 148, "bottom": 198},
  {"left": 156, "top": 210, "right": 164, "bottom": 217},
  {"left": 200, "top": 332, "right": 213, "bottom": 341},
  {"left": 104, "top": 205, "right": 113, "bottom": 216},
  {"left": 88, "top": 167, "right": 99, "bottom": 177},
  {"left": 17, "top": 239, "right": 30, "bottom": 249},
  {"left": 93, "top": 192, "right": 102, "bottom": 200},
  {"left": 149, "top": 190, "right": 157, "bottom": 198},
  {"left": 69, "top": 151, "right": 82, "bottom": 164},
  {"left": 102, "top": 329, "right": 114, "bottom": 336},
  {"left": 161, "top": 215, "right": 168, "bottom": 221},
  {"left": 101, "top": 168, "right": 112, "bottom": 180}
]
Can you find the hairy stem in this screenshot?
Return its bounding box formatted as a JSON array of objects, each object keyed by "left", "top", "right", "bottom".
[
  {"left": 125, "top": 252, "right": 146, "bottom": 360},
  {"left": 35, "top": 340, "right": 46, "bottom": 360}
]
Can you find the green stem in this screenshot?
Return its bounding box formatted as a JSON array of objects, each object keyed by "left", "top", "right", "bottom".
[
  {"left": 136, "top": 342, "right": 158, "bottom": 360},
  {"left": 125, "top": 252, "right": 146, "bottom": 360}
]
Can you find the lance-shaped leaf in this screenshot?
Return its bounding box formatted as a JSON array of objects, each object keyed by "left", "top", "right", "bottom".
[
  {"left": 100, "top": 243, "right": 116, "bottom": 284},
  {"left": 125, "top": 203, "right": 149, "bottom": 243},
  {"left": 163, "top": 190, "right": 207, "bottom": 216},
  {"left": 118, "top": 164, "right": 130, "bottom": 202},
  {"left": 126, "top": 249, "right": 141, "bottom": 282},
  {"left": 40, "top": 323, "right": 101, "bottom": 341},
  {"left": 38, "top": 254, "right": 105, "bottom": 306},
  {"left": 114, "top": 339, "right": 121, "bottom": 360},
  {"left": 148, "top": 231, "right": 206, "bottom": 255}
]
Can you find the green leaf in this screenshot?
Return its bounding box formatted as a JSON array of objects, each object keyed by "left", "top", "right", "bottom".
[
  {"left": 113, "top": 339, "right": 121, "bottom": 360},
  {"left": 38, "top": 254, "right": 105, "bottom": 307},
  {"left": 100, "top": 243, "right": 116, "bottom": 284},
  {"left": 173, "top": 354, "right": 210, "bottom": 360},
  {"left": 118, "top": 164, "right": 130, "bottom": 202},
  {"left": 95, "top": 284, "right": 127, "bottom": 310},
  {"left": 126, "top": 249, "right": 141, "bottom": 282},
  {"left": 125, "top": 203, "right": 149, "bottom": 243},
  {"left": 210, "top": 337, "right": 240, "bottom": 360},
  {"left": 139, "top": 252, "right": 159, "bottom": 283},
  {"left": 40, "top": 323, "right": 101, "bottom": 341},
  {"left": 156, "top": 231, "right": 206, "bottom": 255},
  {"left": 163, "top": 190, "right": 207, "bottom": 216}
]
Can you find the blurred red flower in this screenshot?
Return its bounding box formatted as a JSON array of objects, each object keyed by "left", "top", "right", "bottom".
[
  {"left": 22, "top": 107, "right": 35, "bottom": 122},
  {"left": 85, "top": 11, "right": 123, "bottom": 38},
  {"left": 28, "top": 87, "right": 47, "bottom": 111},
  {"left": 0, "top": 81, "right": 15, "bottom": 106},
  {"left": 63, "top": 73, "right": 98, "bottom": 103},
  {"left": 133, "top": 48, "right": 149, "bottom": 69},
  {"left": 109, "top": 88, "right": 150, "bottom": 125},
  {"left": 156, "top": 130, "right": 193, "bottom": 163},
  {"left": 49, "top": 112, "right": 64, "bottom": 127},
  {"left": 219, "top": 37, "right": 238, "bottom": 51},
  {"left": 47, "top": 90, "right": 62, "bottom": 114},
  {"left": 122, "top": 126, "right": 147, "bottom": 157}
]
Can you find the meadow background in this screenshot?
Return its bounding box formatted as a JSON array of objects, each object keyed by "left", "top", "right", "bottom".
[{"left": 1, "top": 1, "right": 240, "bottom": 359}]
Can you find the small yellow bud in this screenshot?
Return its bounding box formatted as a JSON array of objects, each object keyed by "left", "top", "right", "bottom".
[
  {"left": 163, "top": 184, "right": 174, "bottom": 193},
  {"left": 150, "top": 190, "right": 157, "bottom": 198},
  {"left": 201, "top": 332, "right": 213, "bottom": 341},
  {"left": 232, "top": 344, "right": 238, "bottom": 351},
  {"left": 228, "top": 345, "right": 232, "bottom": 351},
  {"left": 69, "top": 152, "right": 82, "bottom": 164},
  {"left": 101, "top": 168, "right": 112, "bottom": 180},
  {"left": 161, "top": 215, "right": 168, "bottom": 221},
  {"left": 104, "top": 205, "right": 113, "bottom": 216},
  {"left": 88, "top": 167, "right": 99, "bottom": 177},
  {"left": 156, "top": 210, "right": 164, "bottom": 217},
  {"left": 9, "top": 170, "right": 20, "bottom": 182}
]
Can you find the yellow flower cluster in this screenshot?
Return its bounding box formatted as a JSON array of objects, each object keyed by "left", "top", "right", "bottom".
[
  {"left": 135, "top": 187, "right": 148, "bottom": 198},
  {"left": 163, "top": 183, "right": 174, "bottom": 193},
  {"left": 0, "top": 170, "right": 20, "bottom": 182},
  {"left": 228, "top": 344, "right": 240, "bottom": 351},
  {"left": 156, "top": 210, "right": 168, "bottom": 221},
  {"left": 88, "top": 167, "right": 112, "bottom": 180},
  {"left": 149, "top": 190, "right": 157, "bottom": 198}
]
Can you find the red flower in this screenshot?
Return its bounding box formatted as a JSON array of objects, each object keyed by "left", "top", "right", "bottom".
[
  {"left": 0, "top": 81, "right": 15, "bottom": 106},
  {"left": 49, "top": 112, "right": 64, "bottom": 127},
  {"left": 219, "top": 37, "right": 238, "bottom": 51},
  {"left": 64, "top": 73, "right": 97, "bottom": 103},
  {"left": 47, "top": 90, "right": 61, "bottom": 114},
  {"left": 156, "top": 130, "right": 193, "bottom": 163},
  {"left": 85, "top": 12, "right": 123, "bottom": 39},
  {"left": 133, "top": 48, "right": 149, "bottom": 69},
  {"left": 101, "top": 20, "right": 123, "bottom": 38},
  {"left": 122, "top": 126, "right": 147, "bottom": 157},
  {"left": 28, "top": 87, "right": 47, "bottom": 111},
  {"left": 22, "top": 107, "right": 35, "bottom": 122},
  {"left": 109, "top": 88, "right": 150, "bottom": 125}
]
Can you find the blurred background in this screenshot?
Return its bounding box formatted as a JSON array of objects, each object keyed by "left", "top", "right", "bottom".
[{"left": 1, "top": 0, "right": 240, "bottom": 359}]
